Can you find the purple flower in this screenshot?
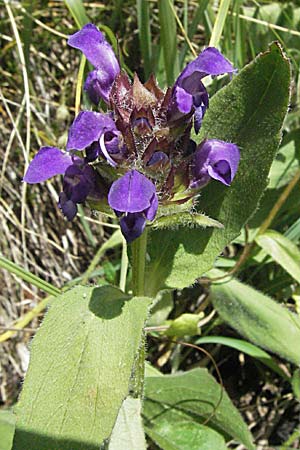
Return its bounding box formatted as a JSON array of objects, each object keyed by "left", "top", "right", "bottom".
[
  {"left": 23, "top": 147, "right": 102, "bottom": 221},
  {"left": 66, "top": 111, "right": 125, "bottom": 166},
  {"left": 25, "top": 23, "right": 240, "bottom": 243},
  {"left": 191, "top": 139, "right": 240, "bottom": 188},
  {"left": 59, "top": 159, "right": 101, "bottom": 220},
  {"left": 108, "top": 170, "right": 158, "bottom": 242},
  {"left": 68, "top": 24, "right": 120, "bottom": 104},
  {"left": 168, "top": 48, "right": 235, "bottom": 133}
]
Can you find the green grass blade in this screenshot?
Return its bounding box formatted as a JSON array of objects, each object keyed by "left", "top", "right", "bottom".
[
  {"left": 81, "top": 229, "right": 123, "bottom": 284},
  {"left": 209, "top": 0, "right": 231, "bottom": 48},
  {"left": 0, "top": 255, "right": 61, "bottom": 296},
  {"left": 77, "top": 205, "right": 97, "bottom": 247},
  {"left": 21, "top": 0, "right": 36, "bottom": 70},
  {"left": 158, "top": 0, "right": 179, "bottom": 86},
  {"left": 196, "top": 336, "right": 289, "bottom": 380},
  {"left": 137, "top": 0, "right": 152, "bottom": 80},
  {"left": 64, "top": 0, "right": 89, "bottom": 28},
  {"left": 110, "top": 0, "right": 124, "bottom": 30},
  {"left": 179, "top": 0, "right": 209, "bottom": 66}
]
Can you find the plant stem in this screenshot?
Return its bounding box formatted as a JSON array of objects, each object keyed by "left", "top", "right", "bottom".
[
  {"left": 119, "top": 237, "right": 128, "bottom": 292},
  {"left": 131, "top": 228, "right": 148, "bottom": 296},
  {"left": 130, "top": 229, "right": 148, "bottom": 398}
]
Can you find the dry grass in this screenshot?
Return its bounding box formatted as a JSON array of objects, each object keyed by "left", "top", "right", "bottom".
[{"left": 0, "top": 0, "right": 111, "bottom": 406}]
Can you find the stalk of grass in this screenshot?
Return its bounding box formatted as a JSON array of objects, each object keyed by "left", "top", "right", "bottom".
[
  {"left": 232, "top": 0, "right": 246, "bottom": 67},
  {"left": 21, "top": 0, "right": 36, "bottom": 71},
  {"left": 0, "top": 255, "right": 61, "bottom": 297},
  {"left": 137, "top": 0, "right": 152, "bottom": 80},
  {"left": 179, "top": 0, "right": 210, "bottom": 67},
  {"left": 0, "top": 296, "right": 51, "bottom": 343},
  {"left": 110, "top": 0, "right": 124, "bottom": 31},
  {"left": 64, "top": 0, "right": 89, "bottom": 28},
  {"left": 209, "top": 0, "right": 231, "bottom": 48},
  {"left": 158, "top": 0, "right": 179, "bottom": 86},
  {"left": 81, "top": 229, "right": 123, "bottom": 284}
]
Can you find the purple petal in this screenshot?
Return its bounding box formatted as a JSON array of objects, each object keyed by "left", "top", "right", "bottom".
[
  {"left": 24, "top": 147, "right": 73, "bottom": 184},
  {"left": 66, "top": 111, "right": 116, "bottom": 151},
  {"left": 170, "top": 86, "right": 193, "bottom": 117},
  {"left": 119, "top": 213, "right": 146, "bottom": 243},
  {"left": 108, "top": 170, "right": 156, "bottom": 213},
  {"left": 68, "top": 24, "right": 119, "bottom": 103},
  {"left": 85, "top": 142, "right": 101, "bottom": 162},
  {"left": 192, "top": 139, "right": 240, "bottom": 187},
  {"left": 177, "top": 47, "right": 235, "bottom": 85},
  {"left": 58, "top": 192, "right": 77, "bottom": 221},
  {"left": 194, "top": 105, "right": 206, "bottom": 135},
  {"left": 84, "top": 71, "right": 103, "bottom": 105},
  {"left": 147, "top": 152, "right": 169, "bottom": 169},
  {"left": 144, "top": 193, "right": 158, "bottom": 221},
  {"left": 68, "top": 24, "right": 119, "bottom": 74},
  {"left": 63, "top": 162, "right": 98, "bottom": 203},
  {"left": 84, "top": 68, "right": 118, "bottom": 104},
  {"left": 168, "top": 48, "right": 234, "bottom": 128}
]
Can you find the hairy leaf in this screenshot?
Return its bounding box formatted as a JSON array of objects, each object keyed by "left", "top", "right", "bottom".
[
  {"left": 144, "top": 369, "right": 255, "bottom": 449},
  {"left": 211, "top": 276, "right": 300, "bottom": 364},
  {"left": 145, "top": 409, "right": 227, "bottom": 450},
  {"left": 13, "top": 286, "right": 150, "bottom": 450},
  {"left": 255, "top": 230, "right": 300, "bottom": 283},
  {"left": 146, "top": 43, "right": 290, "bottom": 294},
  {"left": 109, "top": 398, "right": 146, "bottom": 450}
]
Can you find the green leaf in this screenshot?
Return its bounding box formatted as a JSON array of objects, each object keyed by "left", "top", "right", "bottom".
[
  {"left": 268, "top": 139, "right": 299, "bottom": 189},
  {"left": 146, "top": 42, "right": 290, "bottom": 294},
  {"left": 144, "top": 369, "right": 255, "bottom": 449},
  {"left": 109, "top": 398, "right": 146, "bottom": 450},
  {"left": 0, "top": 410, "right": 16, "bottom": 450},
  {"left": 13, "top": 286, "right": 151, "bottom": 450},
  {"left": 211, "top": 276, "right": 300, "bottom": 365},
  {"left": 152, "top": 212, "right": 223, "bottom": 230},
  {"left": 255, "top": 230, "right": 300, "bottom": 283},
  {"left": 196, "top": 336, "right": 289, "bottom": 380},
  {"left": 145, "top": 409, "right": 227, "bottom": 450}
]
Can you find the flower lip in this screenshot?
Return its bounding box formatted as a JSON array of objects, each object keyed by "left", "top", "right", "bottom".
[
  {"left": 67, "top": 23, "right": 119, "bottom": 74},
  {"left": 168, "top": 47, "right": 235, "bottom": 131},
  {"left": 192, "top": 139, "right": 240, "bottom": 187},
  {"left": 23, "top": 147, "right": 73, "bottom": 184},
  {"left": 177, "top": 47, "right": 235, "bottom": 85},
  {"left": 108, "top": 170, "right": 156, "bottom": 213}
]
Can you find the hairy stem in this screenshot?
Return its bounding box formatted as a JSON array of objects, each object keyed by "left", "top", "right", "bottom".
[
  {"left": 131, "top": 229, "right": 148, "bottom": 398},
  {"left": 131, "top": 228, "right": 148, "bottom": 296}
]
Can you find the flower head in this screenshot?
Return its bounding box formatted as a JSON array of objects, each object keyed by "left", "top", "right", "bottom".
[{"left": 24, "top": 23, "right": 240, "bottom": 243}]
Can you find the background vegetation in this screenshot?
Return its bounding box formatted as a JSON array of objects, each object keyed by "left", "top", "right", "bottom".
[{"left": 1, "top": 1, "right": 300, "bottom": 448}]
